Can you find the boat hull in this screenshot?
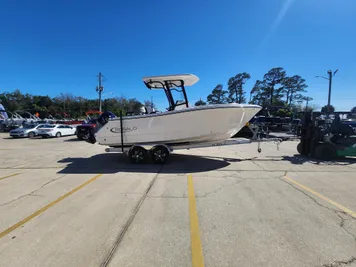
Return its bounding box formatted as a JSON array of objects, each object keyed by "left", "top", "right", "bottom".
[{"left": 95, "top": 104, "right": 261, "bottom": 147}]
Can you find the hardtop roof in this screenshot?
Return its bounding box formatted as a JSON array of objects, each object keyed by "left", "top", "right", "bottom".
[{"left": 142, "top": 74, "right": 199, "bottom": 89}]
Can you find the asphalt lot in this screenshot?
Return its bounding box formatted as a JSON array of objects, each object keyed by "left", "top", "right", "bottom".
[{"left": 0, "top": 132, "right": 356, "bottom": 267}]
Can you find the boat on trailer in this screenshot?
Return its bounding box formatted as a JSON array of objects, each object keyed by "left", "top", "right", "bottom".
[{"left": 86, "top": 74, "right": 261, "bottom": 163}]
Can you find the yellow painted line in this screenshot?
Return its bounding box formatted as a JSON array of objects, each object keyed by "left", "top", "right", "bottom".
[
  {"left": 284, "top": 176, "right": 356, "bottom": 218},
  {"left": 0, "top": 173, "right": 103, "bottom": 239},
  {"left": 0, "top": 173, "right": 21, "bottom": 181},
  {"left": 187, "top": 175, "right": 205, "bottom": 267}
]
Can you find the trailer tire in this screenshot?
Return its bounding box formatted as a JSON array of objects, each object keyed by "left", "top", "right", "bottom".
[
  {"left": 315, "top": 144, "right": 336, "bottom": 161},
  {"left": 297, "top": 142, "right": 303, "bottom": 155},
  {"left": 128, "top": 146, "right": 147, "bottom": 164},
  {"left": 151, "top": 145, "right": 169, "bottom": 164}
]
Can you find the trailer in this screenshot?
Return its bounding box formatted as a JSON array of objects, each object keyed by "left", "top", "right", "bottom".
[{"left": 105, "top": 138, "right": 255, "bottom": 164}]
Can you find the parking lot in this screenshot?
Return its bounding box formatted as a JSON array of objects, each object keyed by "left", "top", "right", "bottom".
[{"left": 0, "top": 133, "right": 356, "bottom": 267}]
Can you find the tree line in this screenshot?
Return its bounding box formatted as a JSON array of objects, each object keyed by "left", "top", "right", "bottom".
[
  {"left": 195, "top": 67, "right": 310, "bottom": 108},
  {"left": 0, "top": 89, "right": 147, "bottom": 119},
  {"left": 195, "top": 67, "right": 356, "bottom": 114},
  {"left": 1, "top": 69, "right": 354, "bottom": 119}
]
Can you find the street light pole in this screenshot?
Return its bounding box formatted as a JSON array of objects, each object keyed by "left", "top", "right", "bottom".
[
  {"left": 315, "top": 69, "right": 338, "bottom": 115},
  {"left": 327, "top": 70, "right": 332, "bottom": 114}
]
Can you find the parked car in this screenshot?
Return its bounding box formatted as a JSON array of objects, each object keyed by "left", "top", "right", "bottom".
[
  {"left": 9, "top": 124, "right": 45, "bottom": 138},
  {"left": 37, "top": 124, "right": 77, "bottom": 138}
]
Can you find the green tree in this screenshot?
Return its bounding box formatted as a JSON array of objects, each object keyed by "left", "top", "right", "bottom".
[
  {"left": 227, "top": 72, "right": 251, "bottom": 103},
  {"left": 321, "top": 105, "right": 335, "bottom": 113},
  {"left": 283, "top": 75, "right": 308, "bottom": 105},
  {"left": 250, "top": 80, "right": 269, "bottom": 106},
  {"left": 103, "top": 97, "right": 121, "bottom": 115},
  {"left": 1, "top": 89, "right": 26, "bottom": 111},
  {"left": 207, "top": 84, "right": 228, "bottom": 104},
  {"left": 0, "top": 89, "right": 144, "bottom": 119},
  {"left": 276, "top": 108, "right": 292, "bottom": 117},
  {"left": 263, "top": 67, "right": 286, "bottom": 105},
  {"left": 195, "top": 99, "right": 207, "bottom": 106},
  {"left": 127, "top": 98, "right": 143, "bottom": 114},
  {"left": 75, "top": 96, "right": 86, "bottom": 118}
]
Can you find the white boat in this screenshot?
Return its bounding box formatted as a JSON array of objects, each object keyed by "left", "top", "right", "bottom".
[{"left": 90, "top": 74, "right": 261, "bottom": 151}]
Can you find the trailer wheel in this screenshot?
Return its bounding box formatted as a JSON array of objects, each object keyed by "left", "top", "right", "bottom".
[
  {"left": 314, "top": 144, "right": 336, "bottom": 161},
  {"left": 151, "top": 145, "right": 169, "bottom": 164},
  {"left": 128, "top": 146, "right": 147, "bottom": 164},
  {"left": 297, "top": 142, "right": 303, "bottom": 154}
]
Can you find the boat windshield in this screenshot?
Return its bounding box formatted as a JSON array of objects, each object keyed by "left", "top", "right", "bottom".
[
  {"left": 146, "top": 80, "right": 188, "bottom": 111},
  {"left": 170, "top": 87, "right": 187, "bottom": 108}
]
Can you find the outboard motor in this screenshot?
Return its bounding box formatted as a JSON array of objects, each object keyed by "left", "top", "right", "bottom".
[
  {"left": 97, "top": 111, "right": 116, "bottom": 126},
  {"left": 85, "top": 111, "right": 117, "bottom": 144}
]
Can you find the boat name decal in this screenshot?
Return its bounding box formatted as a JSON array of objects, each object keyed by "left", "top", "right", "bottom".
[{"left": 110, "top": 126, "right": 137, "bottom": 133}]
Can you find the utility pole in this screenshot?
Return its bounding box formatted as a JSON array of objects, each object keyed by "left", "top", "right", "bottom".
[
  {"left": 96, "top": 72, "right": 104, "bottom": 112},
  {"left": 304, "top": 96, "right": 313, "bottom": 110}
]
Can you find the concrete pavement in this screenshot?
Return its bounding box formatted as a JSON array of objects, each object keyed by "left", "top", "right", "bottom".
[{"left": 0, "top": 133, "right": 356, "bottom": 266}]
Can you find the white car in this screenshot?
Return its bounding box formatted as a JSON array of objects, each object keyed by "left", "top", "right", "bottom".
[
  {"left": 37, "top": 124, "right": 77, "bottom": 138},
  {"left": 9, "top": 124, "right": 46, "bottom": 138}
]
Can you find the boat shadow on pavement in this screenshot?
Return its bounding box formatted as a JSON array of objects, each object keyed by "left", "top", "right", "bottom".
[
  {"left": 219, "top": 154, "right": 356, "bottom": 166},
  {"left": 57, "top": 153, "right": 356, "bottom": 175},
  {"left": 57, "top": 153, "right": 230, "bottom": 174},
  {"left": 62, "top": 137, "right": 83, "bottom": 142},
  {"left": 280, "top": 155, "right": 356, "bottom": 165}
]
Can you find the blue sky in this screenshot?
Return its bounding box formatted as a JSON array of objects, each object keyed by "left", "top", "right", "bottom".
[{"left": 0, "top": 0, "right": 355, "bottom": 111}]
